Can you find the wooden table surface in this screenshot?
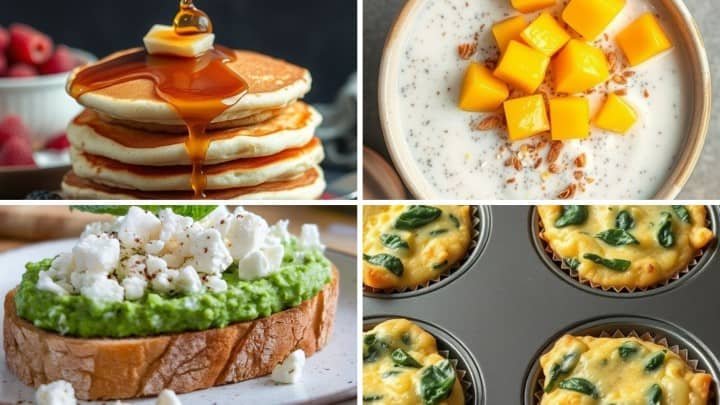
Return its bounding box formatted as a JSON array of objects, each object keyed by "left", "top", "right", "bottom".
[{"left": 0, "top": 206, "right": 357, "bottom": 256}]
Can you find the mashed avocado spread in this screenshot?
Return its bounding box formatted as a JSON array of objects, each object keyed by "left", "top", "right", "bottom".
[{"left": 15, "top": 239, "right": 331, "bottom": 338}]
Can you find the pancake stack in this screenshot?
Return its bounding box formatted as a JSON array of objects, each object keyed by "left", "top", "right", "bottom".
[{"left": 62, "top": 49, "right": 325, "bottom": 199}]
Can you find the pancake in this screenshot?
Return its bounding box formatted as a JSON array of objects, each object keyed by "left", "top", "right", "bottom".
[
  {"left": 68, "top": 102, "right": 321, "bottom": 165},
  {"left": 67, "top": 48, "right": 311, "bottom": 126},
  {"left": 61, "top": 166, "right": 326, "bottom": 200},
  {"left": 71, "top": 138, "right": 324, "bottom": 191}
]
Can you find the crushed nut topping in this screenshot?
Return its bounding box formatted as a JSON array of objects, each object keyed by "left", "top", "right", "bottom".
[
  {"left": 457, "top": 42, "right": 477, "bottom": 60},
  {"left": 557, "top": 184, "right": 577, "bottom": 199},
  {"left": 547, "top": 141, "right": 564, "bottom": 164},
  {"left": 472, "top": 114, "right": 505, "bottom": 131},
  {"left": 574, "top": 153, "right": 586, "bottom": 168}
]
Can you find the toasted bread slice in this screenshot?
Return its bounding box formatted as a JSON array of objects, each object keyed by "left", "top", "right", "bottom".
[{"left": 3, "top": 268, "right": 338, "bottom": 400}]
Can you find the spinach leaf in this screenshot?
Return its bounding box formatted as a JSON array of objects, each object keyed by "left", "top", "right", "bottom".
[
  {"left": 554, "top": 205, "right": 588, "bottom": 228},
  {"left": 380, "top": 233, "right": 409, "bottom": 250},
  {"left": 657, "top": 212, "right": 675, "bottom": 248},
  {"left": 647, "top": 384, "right": 662, "bottom": 405},
  {"left": 382, "top": 370, "right": 402, "bottom": 378},
  {"left": 363, "top": 254, "right": 404, "bottom": 277},
  {"left": 563, "top": 258, "right": 581, "bottom": 271},
  {"left": 619, "top": 341, "right": 640, "bottom": 359},
  {"left": 558, "top": 378, "right": 599, "bottom": 398},
  {"left": 432, "top": 260, "right": 448, "bottom": 270},
  {"left": 401, "top": 332, "right": 412, "bottom": 346},
  {"left": 429, "top": 229, "right": 448, "bottom": 237},
  {"left": 391, "top": 348, "right": 422, "bottom": 368},
  {"left": 72, "top": 205, "right": 217, "bottom": 221},
  {"left": 449, "top": 214, "right": 461, "bottom": 228},
  {"left": 595, "top": 229, "right": 639, "bottom": 246},
  {"left": 616, "top": 210, "right": 635, "bottom": 230},
  {"left": 395, "top": 206, "right": 442, "bottom": 230},
  {"left": 363, "top": 395, "right": 384, "bottom": 402},
  {"left": 544, "top": 352, "right": 580, "bottom": 392},
  {"left": 418, "top": 359, "right": 456, "bottom": 405},
  {"left": 672, "top": 205, "right": 691, "bottom": 224},
  {"left": 363, "top": 333, "right": 388, "bottom": 363},
  {"left": 583, "top": 253, "right": 631, "bottom": 272},
  {"left": 645, "top": 351, "right": 666, "bottom": 372}
]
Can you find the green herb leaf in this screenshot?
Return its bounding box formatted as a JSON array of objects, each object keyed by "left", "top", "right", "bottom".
[
  {"left": 401, "top": 332, "right": 412, "bottom": 346},
  {"left": 563, "top": 258, "right": 581, "bottom": 271},
  {"left": 418, "top": 359, "right": 456, "bottom": 405},
  {"left": 645, "top": 351, "right": 666, "bottom": 372},
  {"left": 619, "top": 342, "right": 640, "bottom": 359},
  {"left": 544, "top": 352, "right": 580, "bottom": 392},
  {"left": 595, "top": 229, "right": 639, "bottom": 246},
  {"left": 391, "top": 348, "right": 422, "bottom": 368},
  {"left": 363, "top": 254, "right": 404, "bottom": 277},
  {"left": 71, "top": 205, "right": 217, "bottom": 221},
  {"left": 647, "top": 383, "right": 662, "bottom": 405},
  {"left": 380, "top": 233, "right": 409, "bottom": 250},
  {"left": 395, "top": 206, "right": 442, "bottom": 230},
  {"left": 672, "top": 205, "right": 691, "bottom": 224},
  {"left": 449, "top": 214, "right": 461, "bottom": 228},
  {"left": 616, "top": 210, "right": 635, "bottom": 230},
  {"left": 363, "top": 333, "right": 388, "bottom": 363},
  {"left": 558, "top": 378, "right": 599, "bottom": 398},
  {"left": 363, "top": 395, "right": 384, "bottom": 402},
  {"left": 583, "top": 253, "right": 631, "bottom": 272},
  {"left": 429, "top": 229, "right": 448, "bottom": 237},
  {"left": 381, "top": 370, "right": 403, "bottom": 378},
  {"left": 554, "top": 205, "right": 588, "bottom": 228},
  {"left": 432, "top": 260, "right": 449, "bottom": 270},
  {"left": 657, "top": 212, "right": 675, "bottom": 248}
]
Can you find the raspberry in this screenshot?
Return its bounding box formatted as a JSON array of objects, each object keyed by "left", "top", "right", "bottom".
[
  {"left": 0, "top": 136, "right": 35, "bottom": 167},
  {"left": 0, "top": 52, "right": 7, "bottom": 76},
  {"left": 45, "top": 133, "right": 70, "bottom": 150},
  {"left": 8, "top": 24, "right": 53, "bottom": 65},
  {"left": 0, "top": 115, "right": 31, "bottom": 143},
  {"left": 7, "top": 63, "right": 38, "bottom": 78},
  {"left": 39, "top": 45, "right": 78, "bottom": 75},
  {"left": 0, "top": 26, "right": 9, "bottom": 53}
]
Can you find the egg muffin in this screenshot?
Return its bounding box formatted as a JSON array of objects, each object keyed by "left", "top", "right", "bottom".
[
  {"left": 363, "top": 319, "right": 465, "bottom": 405},
  {"left": 363, "top": 205, "right": 472, "bottom": 290},
  {"left": 537, "top": 205, "right": 715, "bottom": 290},
  {"left": 540, "top": 335, "right": 712, "bottom": 404}
]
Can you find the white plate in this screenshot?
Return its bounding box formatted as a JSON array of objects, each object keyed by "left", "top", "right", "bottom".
[{"left": 0, "top": 239, "right": 357, "bottom": 404}]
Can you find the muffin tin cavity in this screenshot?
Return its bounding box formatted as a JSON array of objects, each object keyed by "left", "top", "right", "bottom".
[
  {"left": 364, "top": 316, "right": 485, "bottom": 405},
  {"left": 530, "top": 205, "right": 719, "bottom": 298},
  {"left": 364, "top": 205, "right": 492, "bottom": 299},
  {"left": 523, "top": 316, "right": 720, "bottom": 404}
]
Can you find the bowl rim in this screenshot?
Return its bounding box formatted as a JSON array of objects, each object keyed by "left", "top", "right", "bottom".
[
  {"left": 0, "top": 48, "right": 96, "bottom": 89},
  {"left": 377, "top": 0, "right": 712, "bottom": 200}
]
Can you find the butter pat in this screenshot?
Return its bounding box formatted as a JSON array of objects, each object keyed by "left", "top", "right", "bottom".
[{"left": 143, "top": 24, "right": 215, "bottom": 58}]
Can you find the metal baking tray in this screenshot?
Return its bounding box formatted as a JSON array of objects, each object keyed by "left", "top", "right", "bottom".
[{"left": 363, "top": 205, "right": 720, "bottom": 403}]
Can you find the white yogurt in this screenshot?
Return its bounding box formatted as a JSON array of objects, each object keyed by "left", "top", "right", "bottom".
[{"left": 390, "top": 0, "right": 690, "bottom": 199}]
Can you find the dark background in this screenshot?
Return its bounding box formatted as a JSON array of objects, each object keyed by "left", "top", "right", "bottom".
[{"left": 2, "top": 0, "right": 357, "bottom": 103}]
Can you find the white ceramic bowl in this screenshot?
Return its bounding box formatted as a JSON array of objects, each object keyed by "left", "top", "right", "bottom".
[{"left": 0, "top": 48, "right": 96, "bottom": 144}]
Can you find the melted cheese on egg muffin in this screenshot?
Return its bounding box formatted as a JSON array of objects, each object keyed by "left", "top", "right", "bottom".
[
  {"left": 363, "top": 205, "right": 472, "bottom": 289},
  {"left": 363, "top": 319, "right": 464, "bottom": 405},
  {"left": 540, "top": 335, "right": 712, "bottom": 404},
  {"left": 537, "top": 205, "right": 714, "bottom": 289}
]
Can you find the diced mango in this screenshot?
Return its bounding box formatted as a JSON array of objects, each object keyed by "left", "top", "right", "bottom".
[
  {"left": 458, "top": 63, "right": 510, "bottom": 112},
  {"left": 492, "top": 16, "right": 528, "bottom": 53},
  {"left": 549, "top": 97, "right": 589, "bottom": 140},
  {"left": 503, "top": 95, "right": 550, "bottom": 141},
  {"left": 494, "top": 40, "right": 550, "bottom": 94},
  {"left": 511, "top": 0, "right": 555, "bottom": 13},
  {"left": 616, "top": 13, "right": 672, "bottom": 66},
  {"left": 594, "top": 93, "right": 637, "bottom": 133},
  {"left": 562, "top": 0, "right": 625, "bottom": 39},
  {"left": 521, "top": 12, "right": 571, "bottom": 56},
  {"left": 552, "top": 39, "right": 610, "bottom": 93}
]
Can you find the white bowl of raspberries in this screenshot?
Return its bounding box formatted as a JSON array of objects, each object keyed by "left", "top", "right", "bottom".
[{"left": 0, "top": 23, "right": 95, "bottom": 170}]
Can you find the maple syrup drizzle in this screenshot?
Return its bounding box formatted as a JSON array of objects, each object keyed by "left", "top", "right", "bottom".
[
  {"left": 174, "top": 0, "right": 213, "bottom": 35},
  {"left": 69, "top": 1, "right": 247, "bottom": 198}
]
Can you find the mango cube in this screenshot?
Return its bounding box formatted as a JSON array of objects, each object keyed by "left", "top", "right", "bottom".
[
  {"left": 521, "top": 12, "right": 571, "bottom": 56},
  {"left": 458, "top": 63, "right": 510, "bottom": 112},
  {"left": 492, "top": 16, "right": 528, "bottom": 53},
  {"left": 594, "top": 93, "right": 637, "bottom": 133},
  {"left": 511, "top": 0, "right": 555, "bottom": 13},
  {"left": 503, "top": 95, "right": 550, "bottom": 141},
  {"left": 562, "top": 0, "right": 625, "bottom": 39},
  {"left": 494, "top": 40, "right": 550, "bottom": 94},
  {"left": 616, "top": 13, "right": 672, "bottom": 66},
  {"left": 549, "top": 97, "right": 589, "bottom": 140},
  {"left": 552, "top": 39, "right": 610, "bottom": 94}
]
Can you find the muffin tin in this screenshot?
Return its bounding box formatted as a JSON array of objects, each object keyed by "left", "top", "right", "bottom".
[{"left": 363, "top": 205, "right": 720, "bottom": 403}]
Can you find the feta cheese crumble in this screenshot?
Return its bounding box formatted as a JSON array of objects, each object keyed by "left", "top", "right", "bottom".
[
  {"left": 36, "top": 380, "right": 76, "bottom": 405},
  {"left": 271, "top": 349, "right": 306, "bottom": 384},
  {"left": 36, "top": 207, "right": 325, "bottom": 303},
  {"left": 156, "top": 389, "right": 182, "bottom": 405}
]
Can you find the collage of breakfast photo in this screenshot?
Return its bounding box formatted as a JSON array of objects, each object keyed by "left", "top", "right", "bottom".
[{"left": 1, "top": 0, "right": 720, "bottom": 404}]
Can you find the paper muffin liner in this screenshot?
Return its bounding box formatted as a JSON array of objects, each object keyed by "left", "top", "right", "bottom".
[
  {"left": 535, "top": 208, "right": 713, "bottom": 294},
  {"left": 363, "top": 205, "right": 483, "bottom": 295},
  {"left": 532, "top": 328, "right": 716, "bottom": 404}
]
